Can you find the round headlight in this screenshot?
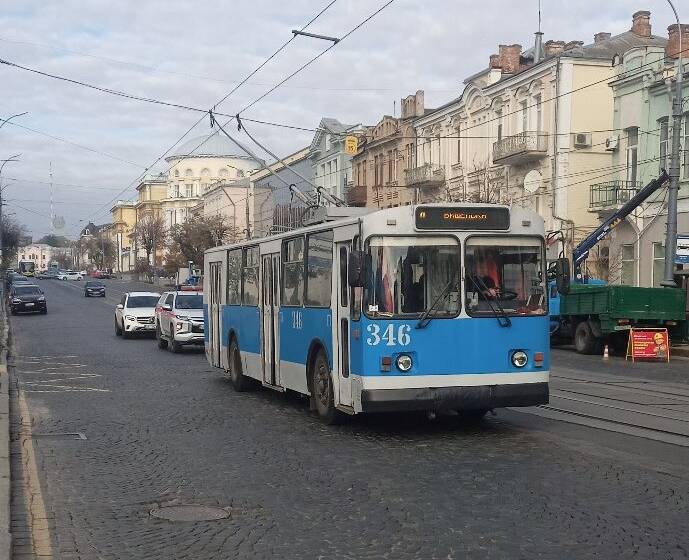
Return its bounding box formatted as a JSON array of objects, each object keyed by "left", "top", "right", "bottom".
[
  {"left": 396, "top": 354, "right": 413, "bottom": 372},
  {"left": 511, "top": 350, "right": 528, "bottom": 368}
]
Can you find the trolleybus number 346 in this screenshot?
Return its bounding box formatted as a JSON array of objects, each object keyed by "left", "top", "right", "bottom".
[{"left": 366, "top": 324, "right": 412, "bottom": 346}]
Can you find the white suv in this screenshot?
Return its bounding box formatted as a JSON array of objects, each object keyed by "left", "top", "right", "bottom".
[
  {"left": 114, "top": 291, "right": 161, "bottom": 339},
  {"left": 155, "top": 290, "right": 204, "bottom": 352}
]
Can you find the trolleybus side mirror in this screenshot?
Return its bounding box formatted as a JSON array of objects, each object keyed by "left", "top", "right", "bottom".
[
  {"left": 555, "top": 258, "right": 570, "bottom": 295},
  {"left": 348, "top": 251, "right": 367, "bottom": 287}
]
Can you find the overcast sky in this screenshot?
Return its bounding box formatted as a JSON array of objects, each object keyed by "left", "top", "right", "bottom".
[{"left": 0, "top": 0, "right": 679, "bottom": 238}]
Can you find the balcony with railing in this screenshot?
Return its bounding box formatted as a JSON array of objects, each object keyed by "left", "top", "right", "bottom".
[
  {"left": 404, "top": 163, "right": 446, "bottom": 189},
  {"left": 589, "top": 180, "right": 641, "bottom": 211},
  {"left": 493, "top": 131, "right": 548, "bottom": 164}
]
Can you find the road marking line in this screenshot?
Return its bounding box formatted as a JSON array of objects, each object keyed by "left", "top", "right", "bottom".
[{"left": 18, "top": 390, "right": 54, "bottom": 557}]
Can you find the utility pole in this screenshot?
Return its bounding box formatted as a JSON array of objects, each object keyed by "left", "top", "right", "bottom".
[
  {"left": 662, "top": 0, "right": 684, "bottom": 287},
  {"left": 245, "top": 188, "right": 251, "bottom": 240}
]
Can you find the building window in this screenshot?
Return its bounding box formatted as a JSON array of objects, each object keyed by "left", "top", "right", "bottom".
[
  {"left": 626, "top": 127, "right": 639, "bottom": 185},
  {"left": 496, "top": 110, "right": 503, "bottom": 142},
  {"left": 535, "top": 94, "right": 543, "bottom": 132},
  {"left": 520, "top": 100, "right": 528, "bottom": 132},
  {"left": 174, "top": 170, "right": 179, "bottom": 178},
  {"left": 185, "top": 169, "right": 193, "bottom": 177},
  {"left": 621, "top": 244, "right": 636, "bottom": 285},
  {"left": 455, "top": 124, "right": 461, "bottom": 164},
  {"left": 374, "top": 155, "right": 380, "bottom": 186},
  {"left": 652, "top": 243, "right": 665, "bottom": 287},
  {"left": 362, "top": 160, "right": 367, "bottom": 184},
  {"left": 186, "top": 184, "right": 193, "bottom": 197},
  {"left": 659, "top": 117, "right": 669, "bottom": 172},
  {"left": 387, "top": 150, "right": 393, "bottom": 183}
]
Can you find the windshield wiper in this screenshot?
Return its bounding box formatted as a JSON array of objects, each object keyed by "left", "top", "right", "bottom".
[
  {"left": 416, "top": 278, "right": 455, "bottom": 329},
  {"left": 467, "top": 275, "right": 512, "bottom": 328}
]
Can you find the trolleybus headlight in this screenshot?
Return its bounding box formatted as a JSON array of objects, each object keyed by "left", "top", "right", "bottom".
[
  {"left": 511, "top": 350, "right": 528, "bottom": 368},
  {"left": 396, "top": 354, "right": 413, "bottom": 372}
]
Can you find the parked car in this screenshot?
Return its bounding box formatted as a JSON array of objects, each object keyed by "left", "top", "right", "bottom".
[
  {"left": 155, "top": 290, "right": 204, "bottom": 352},
  {"left": 9, "top": 284, "right": 47, "bottom": 315},
  {"left": 5, "top": 272, "right": 31, "bottom": 292},
  {"left": 114, "top": 291, "right": 161, "bottom": 339},
  {"left": 84, "top": 280, "right": 106, "bottom": 297},
  {"left": 58, "top": 270, "right": 83, "bottom": 281}
]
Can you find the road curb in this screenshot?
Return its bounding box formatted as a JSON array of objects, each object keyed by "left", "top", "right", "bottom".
[
  {"left": 0, "top": 298, "right": 10, "bottom": 560},
  {"left": 672, "top": 345, "right": 689, "bottom": 358}
]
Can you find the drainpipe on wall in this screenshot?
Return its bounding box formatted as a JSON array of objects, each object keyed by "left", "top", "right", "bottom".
[{"left": 552, "top": 57, "right": 576, "bottom": 262}]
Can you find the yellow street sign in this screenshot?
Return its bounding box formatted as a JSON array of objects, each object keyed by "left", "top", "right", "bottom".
[{"left": 344, "top": 135, "right": 358, "bottom": 155}]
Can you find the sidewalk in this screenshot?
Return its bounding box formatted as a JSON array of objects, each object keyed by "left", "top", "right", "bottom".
[{"left": 0, "top": 294, "right": 10, "bottom": 559}]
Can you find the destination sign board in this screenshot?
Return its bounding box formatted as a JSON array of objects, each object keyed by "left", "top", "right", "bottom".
[{"left": 415, "top": 206, "right": 510, "bottom": 230}]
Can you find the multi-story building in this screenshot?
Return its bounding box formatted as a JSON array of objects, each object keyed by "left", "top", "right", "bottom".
[
  {"left": 411, "top": 10, "right": 665, "bottom": 253},
  {"left": 162, "top": 132, "right": 263, "bottom": 230},
  {"left": 310, "top": 118, "right": 368, "bottom": 202},
  {"left": 17, "top": 243, "right": 53, "bottom": 271},
  {"left": 589, "top": 22, "right": 689, "bottom": 287},
  {"left": 348, "top": 91, "right": 427, "bottom": 208},
  {"left": 131, "top": 174, "right": 168, "bottom": 268}
]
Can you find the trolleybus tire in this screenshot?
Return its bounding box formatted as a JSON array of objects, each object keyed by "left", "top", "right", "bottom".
[
  {"left": 228, "top": 338, "right": 252, "bottom": 392},
  {"left": 311, "top": 349, "right": 342, "bottom": 425},
  {"left": 574, "top": 321, "right": 598, "bottom": 354},
  {"left": 156, "top": 325, "right": 168, "bottom": 349}
]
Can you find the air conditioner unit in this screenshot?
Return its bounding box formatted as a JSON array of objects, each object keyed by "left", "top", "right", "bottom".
[
  {"left": 605, "top": 135, "right": 619, "bottom": 151},
  {"left": 574, "top": 132, "right": 592, "bottom": 148}
]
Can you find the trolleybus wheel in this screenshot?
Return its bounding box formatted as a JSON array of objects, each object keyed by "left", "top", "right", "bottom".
[
  {"left": 228, "top": 338, "right": 252, "bottom": 392},
  {"left": 311, "top": 349, "right": 342, "bottom": 425},
  {"left": 574, "top": 321, "right": 597, "bottom": 354}
]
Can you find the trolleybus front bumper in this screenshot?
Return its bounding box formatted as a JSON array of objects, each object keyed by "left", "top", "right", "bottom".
[{"left": 360, "top": 382, "right": 548, "bottom": 413}]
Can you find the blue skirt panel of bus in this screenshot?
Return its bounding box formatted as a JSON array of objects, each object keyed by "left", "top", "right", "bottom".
[
  {"left": 221, "top": 305, "right": 261, "bottom": 354},
  {"left": 280, "top": 307, "right": 333, "bottom": 369},
  {"left": 351, "top": 315, "right": 550, "bottom": 376}
]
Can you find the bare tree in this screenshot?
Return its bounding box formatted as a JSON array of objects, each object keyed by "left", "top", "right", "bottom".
[
  {"left": 458, "top": 159, "right": 509, "bottom": 204},
  {"left": 167, "top": 215, "right": 236, "bottom": 270},
  {"left": 1, "top": 217, "right": 27, "bottom": 269},
  {"left": 132, "top": 214, "right": 166, "bottom": 268}
]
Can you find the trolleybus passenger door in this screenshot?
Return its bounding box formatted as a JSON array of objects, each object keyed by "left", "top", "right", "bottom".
[
  {"left": 208, "top": 261, "right": 222, "bottom": 367},
  {"left": 335, "top": 241, "right": 352, "bottom": 407},
  {"left": 261, "top": 254, "right": 281, "bottom": 386}
]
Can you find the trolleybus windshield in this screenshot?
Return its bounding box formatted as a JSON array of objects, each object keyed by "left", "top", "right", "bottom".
[
  {"left": 465, "top": 237, "right": 546, "bottom": 317},
  {"left": 364, "top": 236, "right": 461, "bottom": 318}
]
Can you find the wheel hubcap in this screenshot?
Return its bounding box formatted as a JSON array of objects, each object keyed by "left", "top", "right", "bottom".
[{"left": 315, "top": 363, "right": 329, "bottom": 405}]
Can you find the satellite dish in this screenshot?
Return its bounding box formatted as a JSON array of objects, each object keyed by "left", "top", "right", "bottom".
[
  {"left": 523, "top": 170, "right": 542, "bottom": 194},
  {"left": 52, "top": 216, "right": 66, "bottom": 230}
]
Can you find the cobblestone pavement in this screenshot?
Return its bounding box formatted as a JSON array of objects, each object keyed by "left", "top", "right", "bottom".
[{"left": 8, "top": 278, "right": 689, "bottom": 559}]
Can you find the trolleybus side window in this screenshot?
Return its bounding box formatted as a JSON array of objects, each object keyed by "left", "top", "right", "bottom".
[
  {"left": 364, "top": 236, "right": 461, "bottom": 318},
  {"left": 282, "top": 237, "right": 304, "bottom": 307},
  {"left": 242, "top": 247, "right": 259, "bottom": 306},
  {"left": 305, "top": 230, "right": 334, "bottom": 308},
  {"left": 227, "top": 249, "right": 242, "bottom": 305},
  {"left": 465, "top": 237, "right": 546, "bottom": 316}
]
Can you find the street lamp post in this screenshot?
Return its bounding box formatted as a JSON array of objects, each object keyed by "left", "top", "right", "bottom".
[{"left": 661, "top": 0, "right": 684, "bottom": 287}]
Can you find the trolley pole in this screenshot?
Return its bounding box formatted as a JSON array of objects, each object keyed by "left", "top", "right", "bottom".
[{"left": 661, "top": 0, "right": 684, "bottom": 287}]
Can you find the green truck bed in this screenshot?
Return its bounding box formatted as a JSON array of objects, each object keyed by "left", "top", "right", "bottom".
[{"left": 560, "top": 284, "right": 687, "bottom": 336}]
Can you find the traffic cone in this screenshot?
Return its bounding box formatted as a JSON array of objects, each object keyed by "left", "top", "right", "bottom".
[{"left": 603, "top": 345, "right": 609, "bottom": 360}]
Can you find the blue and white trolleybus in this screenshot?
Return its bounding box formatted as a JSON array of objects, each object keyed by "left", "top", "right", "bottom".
[{"left": 204, "top": 203, "right": 549, "bottom": 423}]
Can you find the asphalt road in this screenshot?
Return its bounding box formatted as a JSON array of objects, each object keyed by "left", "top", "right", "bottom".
[{"left": 8, "top": 278, "right": 689, "bottom": 559}]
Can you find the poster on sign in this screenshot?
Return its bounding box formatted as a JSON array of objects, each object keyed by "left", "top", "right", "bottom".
[
  {"left": 626, "top": 328, "right": 670, "bottom": 362},
  {"left": 676, "top": 235, "right": 689, "bottom": 265}
]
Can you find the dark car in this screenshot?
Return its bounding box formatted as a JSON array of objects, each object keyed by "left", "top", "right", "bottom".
[
  {"left": 5, "top": 272, "right": 31, "bottom": 293},
  {"left": 84, "top": 280, "right": 106, "bottom": 297},
  {"left": 10, "top": 284, "right": 47, "bottom": 315}
]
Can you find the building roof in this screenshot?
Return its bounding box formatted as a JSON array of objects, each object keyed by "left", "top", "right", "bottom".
[
  {"left": 165, "top": 132, "right": 256, "bottom": 162},
  {"left": 561, "top": 30, "right": 666, "bottom": 60}
]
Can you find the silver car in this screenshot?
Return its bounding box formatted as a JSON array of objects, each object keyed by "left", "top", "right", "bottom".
[{"left": 154, "top": 290, "right": 204, "bottom": 353}]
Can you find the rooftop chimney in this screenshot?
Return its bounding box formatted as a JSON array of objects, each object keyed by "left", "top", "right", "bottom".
[
  {"left": 666, "top": 23, "right": 689, "bottom": 59},
  {"left": 544, "top": 40, "right": 566, "bottom": 57},
  {"left": 631, "top": 10, "right": 651, "bottom": 38},
  {"left": 400, "top": 90, "right": 425, "bottom": 119},
  {"left": 563, "top": 40, "right": 584, "bottom": 51},
  {"left": 498, "top": 44, "right": 522, "bottom": 74},
  {"left": 594, "top": 32, "right": 611, "bottom": 43},
  {"left": 489, "top": 54, "right": 501, "bottom": 68},
  {"left": 533, "top": 32, "right": 544, "bottom": 63}
]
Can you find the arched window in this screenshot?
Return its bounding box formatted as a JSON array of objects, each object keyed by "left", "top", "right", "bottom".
[
  {"left": 201, "top": 168, "right": 210, "bottom": 176},
  {"left": 174, "top": 170, "right": 180, "bottom": 178},
  {"left": 219, "top": 168, "right": 228, "bottom": 177},
  {"left": 185, "top": 168, "right": 193, "bottom": 177}
]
